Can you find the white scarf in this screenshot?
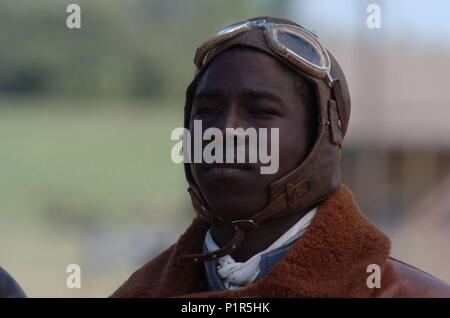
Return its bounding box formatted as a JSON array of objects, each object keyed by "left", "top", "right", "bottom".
[{"left": 204, "top": 206, "right": 318, "bottom": 290}]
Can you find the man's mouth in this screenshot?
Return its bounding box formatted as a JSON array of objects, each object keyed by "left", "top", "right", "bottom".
[{"left": 202, "top": 162, "right": 253, "bottom": 177}]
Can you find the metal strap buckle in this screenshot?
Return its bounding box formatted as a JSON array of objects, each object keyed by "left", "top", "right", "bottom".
[{"left": 230, "top": 219, "right": 259, "bottom": 230}]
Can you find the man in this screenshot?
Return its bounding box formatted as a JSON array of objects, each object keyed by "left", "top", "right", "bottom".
[{"left": 112, "top": 17, "right": 450, "bottom": 297}]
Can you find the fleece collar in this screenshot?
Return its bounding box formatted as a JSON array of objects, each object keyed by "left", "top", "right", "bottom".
[{"left": 112, "top": 184, "right": 391, "bottom": 298}]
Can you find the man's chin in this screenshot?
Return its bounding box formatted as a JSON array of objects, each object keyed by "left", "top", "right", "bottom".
[{"left": 202, "top": 191, "right": 266, "bottom": 221}]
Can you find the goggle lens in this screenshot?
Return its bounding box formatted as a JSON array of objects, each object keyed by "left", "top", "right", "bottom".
[{"left": 277, "top": 31, "right": 327, "bottom": 69}]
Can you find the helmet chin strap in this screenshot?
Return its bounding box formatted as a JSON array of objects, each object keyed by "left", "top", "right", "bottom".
[{"left": 178, "top": 180, "right": 312, "bottom": 263}]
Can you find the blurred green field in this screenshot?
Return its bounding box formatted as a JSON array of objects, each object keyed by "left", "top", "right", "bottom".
[{"left": 0, "top": 98, "right": 192, "bottom": 297}]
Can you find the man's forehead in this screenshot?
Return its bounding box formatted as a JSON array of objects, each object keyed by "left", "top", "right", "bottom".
[
  {"left": 201, "top": 47, "right": 283, "bottom": 76},
  {"left": 194, "top": 87, "right": 284, "bottom": 106},
  {"left": 194, "top": 48, "right": 298, "bottom": 99}
]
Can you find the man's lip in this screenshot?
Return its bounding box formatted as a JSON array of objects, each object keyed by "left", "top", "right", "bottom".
[
  {"left": 204, "top": 166, "right": 253, "bottom": 177},
  {"left": 200, "top": 162, "right": 254, "bottom": 177},
  {"left": 203, "top": 162, "right": 252, "bottom": 171}
]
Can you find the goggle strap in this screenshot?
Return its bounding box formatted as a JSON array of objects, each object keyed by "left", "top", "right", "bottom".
[{"left": 331, "top": 79, "right": 349, "bottom": 138}]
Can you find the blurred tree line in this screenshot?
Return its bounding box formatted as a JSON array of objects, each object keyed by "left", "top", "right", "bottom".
[{"left": 0, "top": 0, "right": 287, "bottom": 102}]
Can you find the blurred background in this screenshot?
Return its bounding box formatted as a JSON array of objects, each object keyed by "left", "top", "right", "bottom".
[{"left": 1, "top": 0, "right": 449, "bottom": 297}]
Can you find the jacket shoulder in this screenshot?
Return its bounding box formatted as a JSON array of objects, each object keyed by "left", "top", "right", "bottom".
[
  {"left": 0, "top": 267, "right": 27, "bottom": 298},
  {"left": 111, "top": 244, "right": 175, "bottom": 298},
  {"left": 375, "top": 257, "right": 450, "bottom": 298}
]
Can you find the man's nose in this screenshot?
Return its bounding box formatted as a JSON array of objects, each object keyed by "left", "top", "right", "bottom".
[
  {"left": 217, "top": 105, "right": 243, "bottom": 133},
  {"left": 216, "top": 106, "right": 248, "bottom": 159}
]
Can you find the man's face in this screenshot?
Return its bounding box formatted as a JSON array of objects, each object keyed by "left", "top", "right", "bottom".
[{"left": 189, "top": 47, "right": 315, "bottom": 220}]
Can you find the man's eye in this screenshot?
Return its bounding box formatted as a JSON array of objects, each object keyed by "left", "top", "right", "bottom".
[
  {"left": 248, "top": 108, "right": 276, "bottom": 116},
  {"left": 195, "top": 107, "right": 219, "bottom": 116}
]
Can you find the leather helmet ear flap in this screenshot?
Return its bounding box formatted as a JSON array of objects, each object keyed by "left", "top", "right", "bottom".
[
  {"left": 183, "top": 79, "right": 198, "bottom": 187},
  {"left": 267, "top": 76, "right": 342, "bottom": 215}
]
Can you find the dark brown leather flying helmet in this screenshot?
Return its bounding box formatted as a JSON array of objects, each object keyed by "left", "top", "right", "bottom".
[{"left": 179, "top": 17, "right": 351, "bottom": 262}]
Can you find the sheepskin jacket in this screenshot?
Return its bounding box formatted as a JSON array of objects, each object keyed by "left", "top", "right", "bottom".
[{"left": 112, "top": 185, "right": 450, "bottom": 298}]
